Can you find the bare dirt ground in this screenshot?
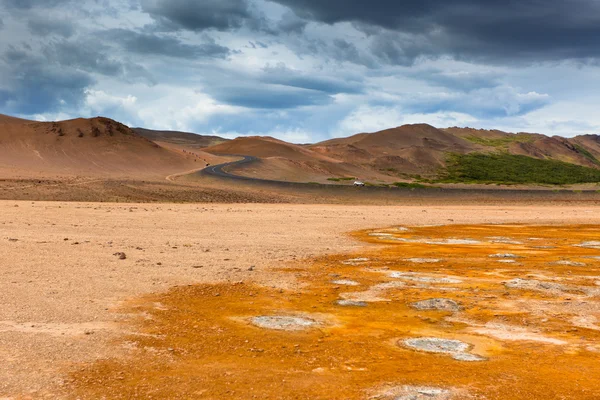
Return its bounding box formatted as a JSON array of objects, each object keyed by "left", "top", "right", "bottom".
[{"left": 2, "top": 201, "right": 600, "bottom": 398}]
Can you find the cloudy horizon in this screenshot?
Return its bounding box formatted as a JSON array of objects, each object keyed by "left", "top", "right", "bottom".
[{"left": 1, "top": 0, "right": 600, "bottom": 142}]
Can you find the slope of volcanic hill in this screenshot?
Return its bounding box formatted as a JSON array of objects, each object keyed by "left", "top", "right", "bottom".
[
  {"left": 309, "top": 124, "right": 477, "bottom": 176},
  {"left": 0, "top": 115, "right": 204, "bottom": 179},
  {"left": 204, "top": 136, "right": 391, "bottom": 183},
  {"left": 132, "top": 128, "right": 228, "bottom": 149},
  {"left": 444, "top": 127, "right": 600, "bottom": 169}
]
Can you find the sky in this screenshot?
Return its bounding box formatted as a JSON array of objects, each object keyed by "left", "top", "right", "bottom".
[{"left": 1, "top": 0, "right": 600, "bottom": 142}]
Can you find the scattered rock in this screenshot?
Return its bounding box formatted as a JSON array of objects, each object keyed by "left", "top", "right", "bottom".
[
  {"left": 250, "top": 316, "right": 317, "bottom": 331},
  {"left": 411, "top": 298, "right": 461, "bottom": 312},
  {"left": 113, "top": 252, "right": 127, "bottom": 260},
  {"left": 496, "top": 259, "right": 516, "bottom": 263},
  {"left": 248, "top": 266, "right": 255, "bottom": 271}
]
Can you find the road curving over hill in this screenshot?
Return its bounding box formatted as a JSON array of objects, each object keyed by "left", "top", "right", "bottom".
[{"left": 197, "top": 154, "right": 600, "bottom": 202}]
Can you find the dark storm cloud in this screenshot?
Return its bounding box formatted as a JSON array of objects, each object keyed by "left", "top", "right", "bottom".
[
  {"left": 206, "top": 83, "right": 333, "bottom": 109},
  {"left": 27, "top": 16, "right": 75, "bottom": 37},
  {"left": 261, "top": 63, "right": 364, "bottom": 94},
  {"left": 0, "top": 46, "right": 93, "bottom": 114},
  {"left": 141, "top": 0, "right": 253, "bottom": 31},
  {"left": 2, "top": 0, "right": 73, "bottom": 9},
  {"left": 270, "top": 0, "right": 600, "bottom": 62},
  {"left": 104, "top": 29, "right": 231, "bottom": 59},
  {"left": 42, "top": 40, "right": 155, "bottom": 84}
]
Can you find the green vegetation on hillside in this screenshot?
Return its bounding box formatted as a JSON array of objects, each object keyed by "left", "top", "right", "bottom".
[
  {"left": 327, "top": 177, "right": 356, "bottom": 182},
  {"left": 573, "top": 144, "right": 600, "bottom": 166},
  {"left": 392, "top": 182, "right": 429, "bottom": 189},
  {"left": 464, "top": 135, "right": 535, "bottom": 148},
  {"left": 440, "top": 153, "right": 600, "bottom": 185}
]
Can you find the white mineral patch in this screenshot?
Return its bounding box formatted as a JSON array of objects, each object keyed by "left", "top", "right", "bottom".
[
  {"left": 342, "top": 258, "right": 370, "bottom": 265},
  {"left": 404, "top": 258, "right": 442, "bottom": 263},
  {"left": 340, "top": 281, "right": 406, "bottom": 302},
  {"left": 332, "top": 279, "right": 360, "bottom": 286},
  {"left": 452, "top": 353, "right": 487, "bottom": 362},
  {"left": 369, "top": 233, "right": 394, "bottom": 237},
  {"left": 575, "top": 241, "right": 600, "bottom": 249},
  {"left": 471, "top": 323, "right": 567, "bottom": 345},
  {"left": 390, "top": 272, "right": 462, "bottom": 284},
  {"left": 552, "top": 260, "right": 586, "bottom": 267},
  {"left": 487, "top": 237, "right": 523, "bottom": 244}
]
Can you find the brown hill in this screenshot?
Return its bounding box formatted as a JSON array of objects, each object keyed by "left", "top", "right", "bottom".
[
  {"left": 0, "top": 115, "right": 203, "bottom": 179},
  {"left": 444, "top": 127, "right": 600, "bottom": 169},
  {"left": 132, "top": 128, "right": 228, "bottom": 149},
  {"left": 309, "top": 124, "right": 476, "bottom": 175},
  {"left": 205, "top": 136, "right": 392, "bottom": 182}
]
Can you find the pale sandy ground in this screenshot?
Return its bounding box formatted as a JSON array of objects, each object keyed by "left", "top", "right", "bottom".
[{"left": 2, "top": 201, "right": 600, "bottom": 398}]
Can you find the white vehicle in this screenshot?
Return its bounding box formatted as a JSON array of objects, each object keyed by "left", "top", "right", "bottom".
[{"left": 353, "top": 180, "right": 366, "bottom": 187}]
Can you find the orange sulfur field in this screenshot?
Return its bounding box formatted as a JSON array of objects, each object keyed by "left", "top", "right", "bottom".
[{"left": 68, "top": 225, "right": 600, "bottom": 399}]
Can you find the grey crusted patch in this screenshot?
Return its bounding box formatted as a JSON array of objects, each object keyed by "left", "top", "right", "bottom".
[
  {"left": 489, "top": 253, "right": 521, "bottom": 259},
  {"left": 251, "top": 316, "right": 317, "bottom": 331},
  {"left": 374, "top": 385, "right": 452, "bottom": 400},
  {"left": 411, "top": 298, "right": 461, "bottom": 312},
  {"left": 402, "top": 337, "right": 469, "bottom": 354},
  {"left": 335, "top": 299, "right": 367, "bottom": 307}
]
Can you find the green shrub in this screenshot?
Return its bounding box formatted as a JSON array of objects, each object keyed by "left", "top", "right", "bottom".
[
  {"left": 327, "top": 177, "right": 356, "bottom": 182},
  {"left": 440, "top": 153, "right": 600, "bottom": 185},
  {"left": 393, "top": 182, "right": 428, "bottom": 189}
]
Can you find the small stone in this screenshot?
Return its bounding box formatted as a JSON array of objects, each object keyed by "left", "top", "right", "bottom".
[{"left": 113, "top": 252, "right": 127, "bottom": 260}]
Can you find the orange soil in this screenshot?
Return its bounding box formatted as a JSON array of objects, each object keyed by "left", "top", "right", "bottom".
[{"left": 67, "top": 225, "right": 600, "bottom": 399}]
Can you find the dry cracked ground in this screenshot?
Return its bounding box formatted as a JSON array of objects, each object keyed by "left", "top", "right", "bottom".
[{"left": 2, "top": 201, "right": 600, "bottom": 399}]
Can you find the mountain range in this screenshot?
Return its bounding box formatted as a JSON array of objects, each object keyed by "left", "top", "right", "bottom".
[{"left": 2, "top": 113, "right": 600, "bottom": 185}]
